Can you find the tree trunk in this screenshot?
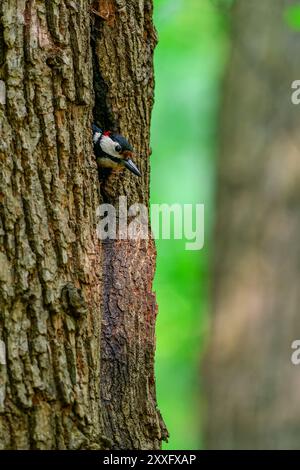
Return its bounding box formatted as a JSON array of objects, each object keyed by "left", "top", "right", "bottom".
[
  {"left": 0, "top": 0, "right": 167, "bottom": 450},
  {"left": 203, "top": 0, "right": 300, "bottom": 450}
]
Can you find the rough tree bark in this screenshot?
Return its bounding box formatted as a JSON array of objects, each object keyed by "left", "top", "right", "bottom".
[
  {"left": 203, "top": 0, "right": 300, "bottom": 450},
  {"left": 0, "top": 0, "right": 167, "bottom": 450}
]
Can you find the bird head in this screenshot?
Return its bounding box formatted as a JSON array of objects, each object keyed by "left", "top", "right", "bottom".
[{"left": 99, "top": 131, "right": 141, "bottom": 177}]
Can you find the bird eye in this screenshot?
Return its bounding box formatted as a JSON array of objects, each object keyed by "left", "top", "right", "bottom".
[{"left": 115, "top": 144, "right": 122, "bottom": 153}]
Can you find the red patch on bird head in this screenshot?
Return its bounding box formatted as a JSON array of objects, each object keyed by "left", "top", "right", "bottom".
[{"left": 103, "top": 131, "right": 111, "bottom": 136}]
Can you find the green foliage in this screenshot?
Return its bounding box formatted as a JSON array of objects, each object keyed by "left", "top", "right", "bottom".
[
  {"left": 152, "top": 0, "right": 229, "bottom": 450},
  {"left": 284, "top": 4, "right": 300, "bottom": 30}
]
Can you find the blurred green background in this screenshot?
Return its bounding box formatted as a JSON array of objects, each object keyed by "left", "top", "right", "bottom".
[{"left": 151, "top": 0, "right": 230, "bottom": 450}]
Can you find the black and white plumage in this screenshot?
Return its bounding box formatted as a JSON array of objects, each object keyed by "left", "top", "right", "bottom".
[{"left": 92, "top": 124, "right": 141, "bottom": 177}]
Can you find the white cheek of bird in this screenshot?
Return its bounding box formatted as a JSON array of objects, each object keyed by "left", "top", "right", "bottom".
[{"left": 99, "top": 135, "right": 121, "bottom": 158}]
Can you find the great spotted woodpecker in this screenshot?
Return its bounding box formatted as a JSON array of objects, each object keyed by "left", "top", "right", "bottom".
[{"left": 92, "top": 124, "right": 141, "bottom": 177}]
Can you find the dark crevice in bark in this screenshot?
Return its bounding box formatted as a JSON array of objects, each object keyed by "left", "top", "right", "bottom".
[
  {"left": 0, "top": 21, "right": 6, "bottom": 69},
  {"left": 90, "top": 17, "right": 121, "bottom": 205},
  {"left": 91, "top": 19, "right": 115, "bottom": 133}
]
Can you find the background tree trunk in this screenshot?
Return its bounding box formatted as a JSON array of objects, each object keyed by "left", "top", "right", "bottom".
[
  {"left": 0, "top": 0, "right": 167, "bottom": 450},
  {"left": 203, "top": 0, "right": 300, "bottom": 450}
]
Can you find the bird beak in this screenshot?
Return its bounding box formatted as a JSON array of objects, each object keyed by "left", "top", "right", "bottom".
[{"left": 124, "top": 158, "right": 142, "bottom": 177}]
